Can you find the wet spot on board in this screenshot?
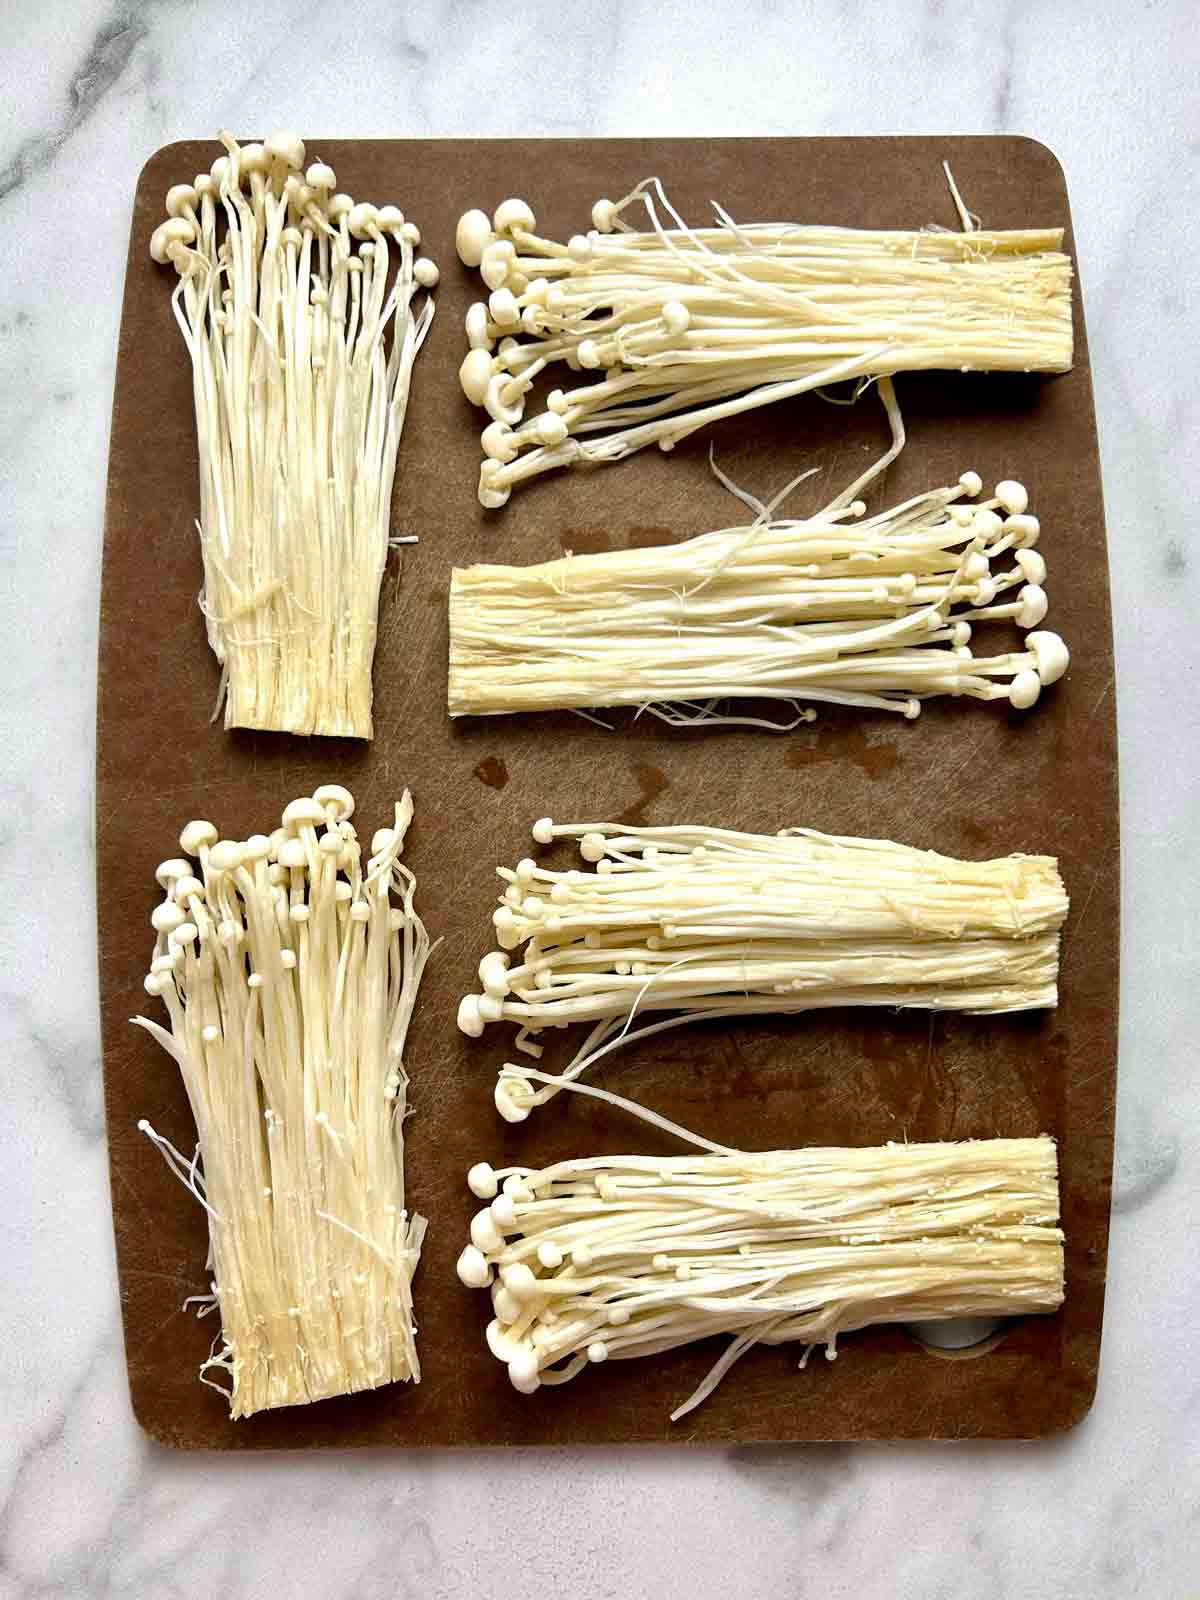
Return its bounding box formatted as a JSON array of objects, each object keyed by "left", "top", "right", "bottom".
[
  {"left": 960, "top": 816, "right": 994, "bottom": 850},
  {"left": 559, "top": 528, "right": 611, "bottom": 554},
  {"left": 625, "top": 525, "right": 676, "bottom": 549},
  {"left": 617, "top": 762, "right": 668, "bottom": 825},
  {"left": 784, "top": 723, "right": 902, "bottom": 780},
  {"left": 473, "top": 755, "right": 509, "bottom": 789},
  {"left": 1163, "top": 539, "right": 1186, "bottom": 577},
  {"left": 425, "top": 587, "right": 443, "bottom": 606},
  {"left": 557, "top": 524, "right": 678, "bottom": 557}
]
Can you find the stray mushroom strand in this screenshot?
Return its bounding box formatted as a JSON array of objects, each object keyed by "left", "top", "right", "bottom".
[
  {"left": 459, "top": 819, "right": 1069, "bottom": 1124},
  {"left": 455, "top": 175, "right": 1073, "bottom": 505},
  {"left": 458, "top": 1134, "right": 1065, "bottom": 1417},
  {"left": 151, "top": 130, "right": 436, "bottom": 737},
  {"left": 133, "top": 785, "right": 434, "bottom": 1417}
]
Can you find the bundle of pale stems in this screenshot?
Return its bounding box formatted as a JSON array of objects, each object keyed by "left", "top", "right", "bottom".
[
  {"left": 151, "top": 130, "right": 437, "bottom": 737},
  {"left": 448, "top": 463, "right": 1067, "bottom": 725},
  {"left": 457, "top": 1136, "right": 1064, "bottom": 1417},
  {"left": 458, "top": 819, "right": 1069, "bottom": 1124},
  {"left": 134, "top": 785, "right": 432, "bottom": 1417},
  {"left": 454, "top": 174, "right": 1073, "bottom": 506}
]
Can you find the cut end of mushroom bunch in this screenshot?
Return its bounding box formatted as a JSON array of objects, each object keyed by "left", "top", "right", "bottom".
[
  {"left": 151, "top": 130, "right": 436, "bottom": 738},
  {"left": 133, "top": 784, "right": 433, "bottom": 1418},
  {"left": 454, "top": 176, "right": 1073, "bottom": 506},
  {"left": 457, "top": 1137, "right": 1065, "bottom": 1417}
]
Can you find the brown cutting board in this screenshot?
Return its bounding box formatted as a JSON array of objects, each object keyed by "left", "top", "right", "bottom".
[{"left": 98, "top": 136, "right": 1117, "bottom": 1447}]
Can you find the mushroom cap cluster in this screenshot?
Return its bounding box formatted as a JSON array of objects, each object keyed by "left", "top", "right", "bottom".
[
  {"left": 147, "top": 783, "right": 387, "bottom": 994},
  {"left": 150, "top": 129, "right": 437, "bottom": 287}
]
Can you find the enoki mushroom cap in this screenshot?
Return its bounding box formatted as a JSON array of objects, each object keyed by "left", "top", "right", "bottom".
[
  {"left": 1015, "top": 584, "right": 1049, "bottom": 629},
  {"left": 480, "top": 239, "right": 516, "bottom": 291},
  {"left": 456, "top": 209, "right": 494, "bottom": 268},
  {"left": 179, "top": 820, "right": 218, "bottom": 856},
  {"left": 495, "top": 1074, "right": 534, "bottom": 1123},
  {"left": 465, "top": 302, "right": 492, "bottom": 350},
  {"left": 1016, "top": 549, "right": 1047, "bottom": 585},
  {"left": 313, "top": 784, "right": 355, "bottom": 820},
  {"left": 1027, "top": 631, "right": 1070, "bottom": 685},
  {"left": 1009, "top": 668, "right": 1041, "bottom": 710},
  {"left": 282, "top": 797, "right": 328, "bottom": 832},
  {"left": 165, "top": 183, "right": 198, "bottom": 217},
  {"left": 149, "top": 217, "right": 197, "bottom": 265},
  {"left": 459, "top": 348, "right": 494, "bottom": 407},
  {"left": 457, "top": 1244, "right": 493, "bottom": 1288},
  {"left": 207, "top": 839, "right": 246, "bottom": 873},
  {"left": 481, "top": 420, "right": 517, "bottom": 463},
  {"left": 508, "top": 1350, "right": 541, "bottom": 1394},
  {"left": 467, "top": 1161, "right": 500, "bottom": 1200},
  {"left": 458, "top": 994, "right": 486, "bottom": 1037},
  {"left": 995, "top": 479, "right": 1029, "bottom": 515},
  {"left": 591, "top": 197, "right": 618, "bottom": 232},
  {"left": 470, "top": 1207, "right": 504, "bottom": 1253},
  {"left": 347, "top": 202, "right": 379, "bottom": 239},
  {"left": 265, "top": 129, "right": 306, "bottom": 171},
  {"left": 155, "top": 857, "right": 191, "bottom": 889},
  {"left": 1005, "top": 514, "right": 1041, "bottom": 547},
  {"left": 493, "top": 197, "right": 535, "bottom": 236},
  {"left": 305, "top": 161, "right": 336, "bottom": 193}
]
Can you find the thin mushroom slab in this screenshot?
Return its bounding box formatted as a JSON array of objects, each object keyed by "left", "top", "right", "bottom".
[{"left": 98, "top": 135, "right": 1117, "bottom": 1447}]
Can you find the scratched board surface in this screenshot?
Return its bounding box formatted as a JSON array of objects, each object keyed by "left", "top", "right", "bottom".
[{"left": 98, "top": 137, "right": 1117, "bottom": 1447}]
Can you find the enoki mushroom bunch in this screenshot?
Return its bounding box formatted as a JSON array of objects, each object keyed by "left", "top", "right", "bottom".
[
  {"left": 456, "top": 1137, "right": 1064, "bottom": 1417},
  {"left": 454, "top": 176, "right": 1073, "bottom": 506},
  {"left": 448, "top": 467, "right": 1068, "bottom": 724},
  {"left": 134, "top": 785, "right": 433, "bottom": 1417},
  {"left": 458, "top": 820, "right": 1069, "bottom": 1123},
  {"left": 151, "top": 130, "right": 437, "bottom": 738}
]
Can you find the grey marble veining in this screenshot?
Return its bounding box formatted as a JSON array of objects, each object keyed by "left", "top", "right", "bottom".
[{"left": 1, "top": 1, "right": 1197, "bottom": 1595}]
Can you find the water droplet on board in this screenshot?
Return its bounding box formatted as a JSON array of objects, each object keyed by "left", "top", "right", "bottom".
[{"left": 473, "top": 755, "right": 509, "bottom": 789}]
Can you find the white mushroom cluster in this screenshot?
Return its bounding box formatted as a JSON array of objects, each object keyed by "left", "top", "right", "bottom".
[
  {"left": 448, "top": 467, "right": 1068, "bottom": 723},
  {"left": 454, "top": 177, "right": 1073, "bottom": 506},
  {"left": 458, "top": 820, "right": 1069, "bottom": 1124},
  {"left": 134, "top": 784, "right": 433, "bottom": 1417},
  {"left": 456, "top": 1137, "right": 1064, "bottom": 1418},
  {"left": 151, "top": 130, "right": 437, "bottom": 738}
]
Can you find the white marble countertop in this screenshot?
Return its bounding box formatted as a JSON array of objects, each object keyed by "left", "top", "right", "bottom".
[{"left": 2, "top": 2, "right": 1197, "bottom": 1594}]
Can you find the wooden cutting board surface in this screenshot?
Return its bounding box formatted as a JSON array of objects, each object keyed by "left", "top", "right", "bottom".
[{"left": 98, "top": 136, "right": 1117, "bottom": 1447}]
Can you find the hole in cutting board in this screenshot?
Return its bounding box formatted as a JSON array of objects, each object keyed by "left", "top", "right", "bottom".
[{"left": 906, "top": 1317, "right": 1008, "bottom": 1359}]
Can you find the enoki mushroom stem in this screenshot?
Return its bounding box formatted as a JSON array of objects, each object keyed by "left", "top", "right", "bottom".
[
  {"left": 459, "top": 820, "right": 1068, "bottom": 1124},
  {"left": 448, "top": 456, "right": 1068, "bottom": 722},
  {"left": 456, "top": 1135, "right": 1064, "bottom": 1417},
  {"left": 455, "top": 175, "right": 1073, "bottom": 506},
  {"left": 151, "top": 130, "right": 437, "bottom": 737},
  {"left": 133, "top": 784, "right": 433, "bottom": 1417}
]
